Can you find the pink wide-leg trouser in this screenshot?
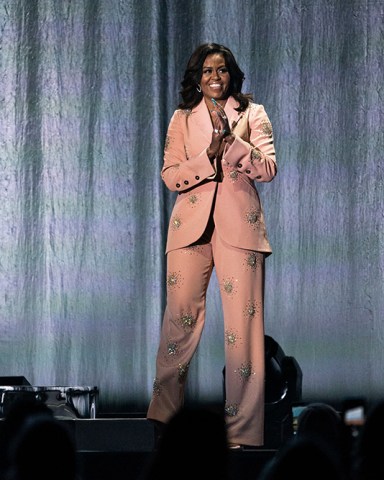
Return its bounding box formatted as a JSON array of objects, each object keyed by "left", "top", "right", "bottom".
[{"left": 147, "top": 227, "right": 265, "bottom": 446}]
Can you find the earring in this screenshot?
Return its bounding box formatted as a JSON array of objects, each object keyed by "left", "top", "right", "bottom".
[{"left": 196, "top": 84, "right": 202, "bottom": 93}]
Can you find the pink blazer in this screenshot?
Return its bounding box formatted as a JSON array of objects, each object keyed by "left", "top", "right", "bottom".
[{"left": 162, "top": 96, "right": 277, "bottom": 254}]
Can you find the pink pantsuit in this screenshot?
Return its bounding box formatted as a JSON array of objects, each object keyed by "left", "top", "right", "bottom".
[{"left": 147, "top": 96, "right": 277, "bottom": 446}]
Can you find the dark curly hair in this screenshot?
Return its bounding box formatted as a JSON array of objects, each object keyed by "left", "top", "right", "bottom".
[{"left": 178, "top": 43, "right": 253, "bottom": 112}]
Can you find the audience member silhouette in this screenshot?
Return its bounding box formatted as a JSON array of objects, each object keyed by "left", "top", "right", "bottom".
[
  {"left": 258, "top": 435, "right": 346, "bottom": 480},
  {"left": 351, "top": 399, "right": 384, "bottom": 480},
  {"left": 0, "top": 397, "right": 79, "bottom": 480},
  {"left": 0, "top": 397, "right": 54, "bottom": 479},
  {"left": 141, "top": 406, "right": 229, "bottom": 480},
  {"left": 296, "top": 402, "right": 353, "bottom": 478}
]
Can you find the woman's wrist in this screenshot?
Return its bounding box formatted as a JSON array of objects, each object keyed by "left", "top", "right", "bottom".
[
  {"left": 223, "top": 133, "right": 235, "bottom": 145},
  {"left": 206, "top": 148, "right": 215, "bottom": 162}
]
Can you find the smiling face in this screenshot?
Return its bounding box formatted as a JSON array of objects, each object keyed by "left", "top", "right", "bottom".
[{"left": 200, "top": 53, "right": 230, "bottom": 106}]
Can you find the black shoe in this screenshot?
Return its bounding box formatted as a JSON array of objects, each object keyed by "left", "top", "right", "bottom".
[{"left": 150, "top": 419, "right": 165, "bottom": 450}]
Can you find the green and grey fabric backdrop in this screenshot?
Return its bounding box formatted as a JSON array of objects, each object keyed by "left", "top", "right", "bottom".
[{"left": 0, "top": 0, "right": 383, "bottom": 413}]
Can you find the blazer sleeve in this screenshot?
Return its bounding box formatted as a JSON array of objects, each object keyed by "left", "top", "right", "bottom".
[
  {"left": 161, "top": 110, "right": 216, "bottom": 192},
  {"left": 223, "top": 104, "right": 277, "bottom": 183}
]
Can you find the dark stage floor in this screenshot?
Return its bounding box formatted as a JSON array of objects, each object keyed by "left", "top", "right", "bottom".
[
  {"left": 0, "top": 382, "right": 293, "bottom": 480},
  {"left": 66, "top": 417, "right": 277, "bottom": 480},
  {"left": 0, "top": 393, "right": 283, "bottom": 480},
  {"left": 0, "top": 415, "right": 277, "bottom": 480}
]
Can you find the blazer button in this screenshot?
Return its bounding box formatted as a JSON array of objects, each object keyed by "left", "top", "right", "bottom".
[
  {"left": 195, "top": 176, "right": 200, "bottom": 180},
  {"left": 238, "top": 163, "right": 242, "bottom": 168},
  {"left": 256, "top": 175, "right": 261, "bottom": 179},
  {"left": 184, "top": 180, "right": 189, "bottom": 185},
  {"left": 176, "top": 183, "right": 180, "bottom": 188},
  {"left": 246, "top": 169, "right": 251, "bottom": 174}
]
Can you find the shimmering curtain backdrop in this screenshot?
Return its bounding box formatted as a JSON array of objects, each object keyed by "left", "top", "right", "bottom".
[{"left": 0, "top": 0, "right": 383, "bottom": 413}]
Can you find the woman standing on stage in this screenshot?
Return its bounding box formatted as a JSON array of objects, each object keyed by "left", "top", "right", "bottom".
[{"left": 147, "top": 42, "right": 277, "bottom": 448}]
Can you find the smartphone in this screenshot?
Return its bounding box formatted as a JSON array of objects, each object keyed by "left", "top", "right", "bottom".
[{"left": 342, "top": 398, "right": 366, "bottom": 427}]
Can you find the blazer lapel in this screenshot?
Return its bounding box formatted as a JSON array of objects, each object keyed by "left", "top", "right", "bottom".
[
  {"left": 224, "top": 96, "right": 244, "bottom": 132},
  {"left": 190, "top": 99, "right": 213, "bottom": 143}
]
